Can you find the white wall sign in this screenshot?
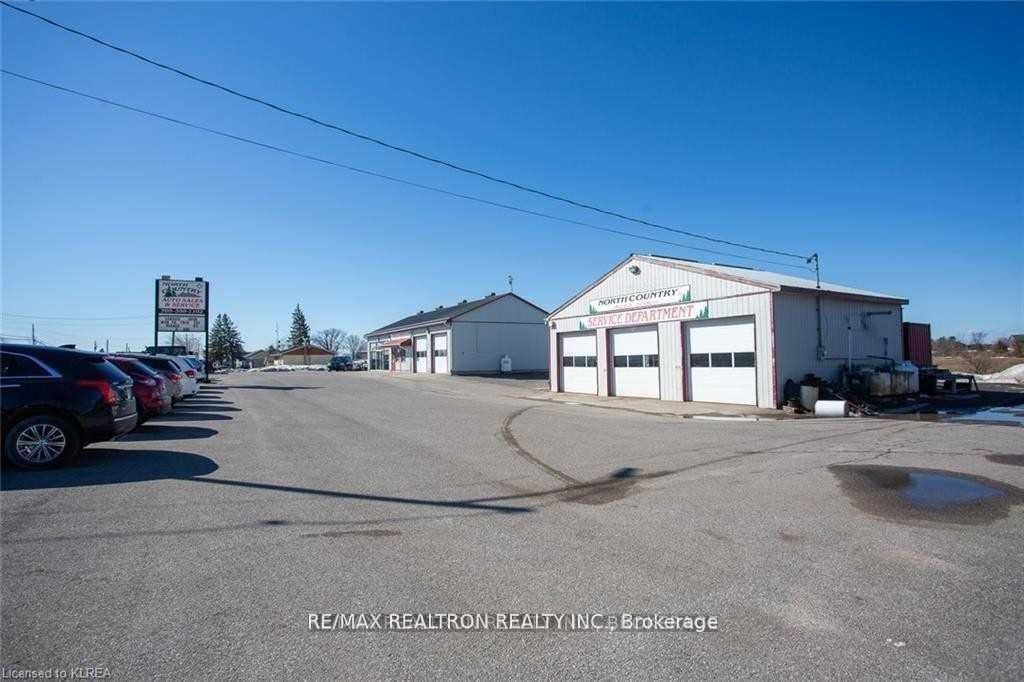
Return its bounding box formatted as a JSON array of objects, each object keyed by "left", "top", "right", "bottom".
[
  {"left": 588, "top": 286, "right": 691, "bottom": 314},
  {"left": 158, "top": 314, "right": 205, "bottom": 332},
  {"left": 157, "top": 279, "right": 207, "bottom": 314}
]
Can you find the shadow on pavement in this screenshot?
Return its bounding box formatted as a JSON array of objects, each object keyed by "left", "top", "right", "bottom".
[
  {"left": 216, "top": 385, "right": 322, "bottom": 391},
  {"left": 152, "top": 411, "right": 234, "bottom": 422},
  {"left": 173, "top": 404, "right": 242, "bottom": 412},
  {"left": 189, "top": 477, "right": 531, "bottom": 514},
  {"left": 1, "top": 448, "right": 218, "bottom": 491},
  {"left": 120, "top": 424, "right": 219, "bottom": 441}
]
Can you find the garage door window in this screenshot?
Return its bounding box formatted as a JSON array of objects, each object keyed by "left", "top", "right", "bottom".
[
  {"left": 614, "top": 354, "right": 659, "bottom": 368},
  {"left": 733, "top": 352, "right": 755, "bottom": 367},
  {"left": 711, "top": 352, "right": 732, "bottom": 367},
  {"left": 690, "top": 353, "right": 710, "bottom": 367},
  {"left": 433, "top": 349, "right": 447, "bottom": 358},
  {"left": 564, "top": 354, "right": 596, "bottom": 368}
]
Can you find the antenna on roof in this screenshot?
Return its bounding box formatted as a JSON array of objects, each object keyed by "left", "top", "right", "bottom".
[{"left": 507, "top": 274, "right": 513, "bottom": 292}]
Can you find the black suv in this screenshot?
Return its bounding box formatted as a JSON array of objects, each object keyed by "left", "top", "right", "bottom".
[
  {"left": 328, "top": 356, "right": 353, "bottom": 371},
  {"left": 1, "top": 344, "right": 138, "bottom": 468}
]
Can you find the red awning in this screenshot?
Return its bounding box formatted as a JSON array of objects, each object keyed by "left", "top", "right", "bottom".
[{"left": 378, "top": 338, "right": 411, "bottom": 348}]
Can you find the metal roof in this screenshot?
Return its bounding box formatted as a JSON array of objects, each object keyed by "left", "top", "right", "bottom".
[
  {"left": 643, "top": 254, "right": 908, "bottom": 303},
  {"left": 367, "top": 293, "right": 547, "bottom": 338}
]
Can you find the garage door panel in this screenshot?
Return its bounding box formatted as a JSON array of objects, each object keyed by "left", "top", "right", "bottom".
[
  {"left": 414, "top": 336, "right": 429, "bottom": 373},
  {"left": 610, "top": 326, "right": 659, "bottom": 399},
  {"left": 687, "top": 318, "right": 756, "bottom": 405},
  {"left": 431, "top": 334, "right": 448, "bottom": 374},
  {"left": 559, "top": 332, "right": 597, "bottom": 394}
]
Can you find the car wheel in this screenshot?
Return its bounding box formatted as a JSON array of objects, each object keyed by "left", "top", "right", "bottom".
[{"left": 3, "top": 415, "right": 80, "bottom": 469}]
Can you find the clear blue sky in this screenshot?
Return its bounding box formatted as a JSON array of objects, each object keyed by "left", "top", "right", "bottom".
[{"left": 3, "top": 2, "right": 1021, "bottom": 351}]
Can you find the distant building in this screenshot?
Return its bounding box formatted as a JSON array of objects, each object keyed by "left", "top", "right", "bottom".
[
  {"left": 366, "top": 293, "right": 548, "bottom": 374},
  {"left": 273, "top": 344, "right": 333, "bottom": 366},
  {"left": 243, "top": 349, "right": 272, "bottom": 368}
]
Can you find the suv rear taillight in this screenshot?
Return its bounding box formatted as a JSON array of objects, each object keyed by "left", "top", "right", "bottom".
[
  {"left": 76, "top": 379, "right": 117, "bottom": 406},
  {"left": 167, "top": 373, "right": 181, "bottom": 382},
  {"left": 185, "top": 370, "right": 196, "bottom": 378}
]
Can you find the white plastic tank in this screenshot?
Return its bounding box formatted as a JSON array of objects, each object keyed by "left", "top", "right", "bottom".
[{"left": 500, "top": 355, "right": 512, "bottom": 374}]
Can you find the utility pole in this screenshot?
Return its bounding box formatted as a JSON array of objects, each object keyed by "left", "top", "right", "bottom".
[
  {"left": 105, "top": 338, "right": 109, "bottom": 354},
  {"left": 31, "top": 323, "right": 35, "bottom": 345}
]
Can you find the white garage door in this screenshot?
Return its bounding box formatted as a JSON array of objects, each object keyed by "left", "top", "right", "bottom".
[
  {"left": 559, "top": 332, "right": 597, "bottom": 394},
  {"left": 687, "top": 318, "right": 756, "bottom": 405},
  {"left": 610, "top": 326, "right": 660, "bottom": 399},
  {"left": 431, "top": 334, "right": 448, "bottom": 374},
  {"left": 414, "top": 336, "right": 429, "bottom": 373}
]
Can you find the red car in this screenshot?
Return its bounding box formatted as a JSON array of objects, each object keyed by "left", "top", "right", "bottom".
[{"left": 107, "top": 356, "right": 172, "bottom": 423}]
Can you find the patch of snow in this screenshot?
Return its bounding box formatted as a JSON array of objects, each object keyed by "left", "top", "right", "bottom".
[
  {"left": 974, "top": 362, "right": 1024, "bottom": 384},
  {"left": 247, "top": 364, "right": 327, "bottom": 372}
]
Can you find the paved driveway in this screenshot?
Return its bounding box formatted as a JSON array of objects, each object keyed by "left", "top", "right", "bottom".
[{"left": 3, "top": 371, "right": 1023, "bottom": 679}]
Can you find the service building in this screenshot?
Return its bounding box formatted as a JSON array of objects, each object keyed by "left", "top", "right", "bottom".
[
  {"left": 367, "top": 293, "right": 549, "bottom": 375},
  {"left": 547, "top": 254, "right": 908, "bottom": 407}
]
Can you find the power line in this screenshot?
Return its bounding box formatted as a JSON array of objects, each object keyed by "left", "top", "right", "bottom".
[
  {"left": 2, "top": 69, "right": 814, "bottom": 273},
  {"left": 1, "top": 311, "right": 150, "bottom": 321},
  {"left": 1, "top": 1, "right": 812, "bottom": 262}
]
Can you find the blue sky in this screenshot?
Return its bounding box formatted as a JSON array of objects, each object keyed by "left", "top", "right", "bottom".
[{"left": 3, "top": 2, "right": 1021, "bottom": 351}]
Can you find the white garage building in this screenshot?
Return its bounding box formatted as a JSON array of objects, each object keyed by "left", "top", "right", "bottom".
[
  {"left": 547, "top": 254, "right": 908, "bottom": 408},
  {"left": 367, "top": 293, "right": 549, "bottom": 375}
]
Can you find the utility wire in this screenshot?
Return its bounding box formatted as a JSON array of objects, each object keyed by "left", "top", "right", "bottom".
[
  {"left": 1, "top": 1, "right": 811, "bottom": 262},
  {"left": 2, "top": 69, "right": 814, "bottom": 273},
  {"left": 1, "top": 311, "right": 150, "bottom": 321}
]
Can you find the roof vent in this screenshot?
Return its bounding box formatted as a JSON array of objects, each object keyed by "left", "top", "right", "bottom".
[
  {"left": 488, "top": 291, "right": 495, "bottom": 296},
  {"left": 460, "top": 299, "right": 468, "bottom": 304},
  {"left": 436, "top": 305, "right": 443, "bottom": 310},
  {"left": 418, "top": 310, "right": 424, "bottom": 314}
]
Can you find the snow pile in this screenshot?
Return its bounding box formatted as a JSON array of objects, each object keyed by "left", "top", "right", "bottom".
[
  {"left": 246, "top": 364, "right": 328, "bottom": 373},
  {"left": 975, "top": 363, "right": 1024, "bottom": 384}
]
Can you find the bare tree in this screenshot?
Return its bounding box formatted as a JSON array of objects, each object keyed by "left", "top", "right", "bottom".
[
  {"left": 342, "top": 333, "right": 365, "bottom": 359},
  {"left": 968, "top": 331, "right": 988, "bottom": 350},
  {"left": 963, "top": 351, "right": 995, "bottom": 374},
  {"left": 312, "top": 328, "right": 345, "bottom": 355}
]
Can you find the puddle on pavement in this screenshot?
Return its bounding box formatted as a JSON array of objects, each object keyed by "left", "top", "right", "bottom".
[
  {"left": 828, "top": 465, "right": 1024, "bottom": 526},
  {"left": 939, "top": 405, "right": 1024, "bottom": 427}
]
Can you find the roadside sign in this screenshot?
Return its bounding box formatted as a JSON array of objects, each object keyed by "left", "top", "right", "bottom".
[
  {"left": 157, "top": 279, "right": 207, "bottom": 314},
  {"left": 157, "top": 314, "right": 206, "bottom": 332}
]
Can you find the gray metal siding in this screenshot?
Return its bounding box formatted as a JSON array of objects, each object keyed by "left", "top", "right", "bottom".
[
  {"left": 773, "top": 291, "right": 905, "bottom": 399},
  {"left": 551, "top": 256, "right": 767, "bottom": 320},
  {"left": 450, "top": 295, "right": 549, "bottom": 373}
]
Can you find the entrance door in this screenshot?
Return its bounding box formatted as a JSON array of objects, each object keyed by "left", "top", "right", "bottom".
[
  {"left": 431, "top": 334, "right": 448, "bottom": 374},
  {"left": 414, "top": 336, "right": 429, "bottom": 373},
  {"left": 687, "top": 318, "right": 756, "bottom": 405},
  {"left": 610, "top": 326, "right": 660, "bottom": 398},
  {"left": 559, "top": 332, "right": 597, "bottom": 394}
]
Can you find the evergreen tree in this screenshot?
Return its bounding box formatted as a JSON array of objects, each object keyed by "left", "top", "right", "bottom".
[
  {"left": 288, "top": 304, "right": 311, "bottom": 348},
  {"left": 209, "top": 313, "right": 245, "bottom": 367}
]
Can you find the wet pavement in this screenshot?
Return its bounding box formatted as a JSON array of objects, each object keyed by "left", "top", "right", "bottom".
[{"left": 829, "top": 464, "right": 1024, "bottom": 525}]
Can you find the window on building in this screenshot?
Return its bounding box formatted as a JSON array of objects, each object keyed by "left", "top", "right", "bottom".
[
  {"left": 562, "top": 356, "right": 573, "bottom": 367},
  {"left": 711, "top": 352, "right": 733, "bottom": 367},
  {"left": 733, "top": 352, "right": 756, "bottom": 368},
  {"left": 586, "top": 356, "right": 597, "bottom": 367},
  {"left": 690, "top": 353, "right": 710, "bottom": 368},
  {"left": 613, "top": 355, "right": 627, "bottom": 368},
  {"left": 433, "top": 349, "right": 447, "bottom": 357},
  {"left": 644, "top": 354, "right": 659, "bottom": 368}
]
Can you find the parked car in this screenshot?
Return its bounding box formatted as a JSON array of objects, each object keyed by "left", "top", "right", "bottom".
[
  {"left": 124, "top": 354, "right": 192, "bottom": 402},
  {"left": 180, "top": 355, "right": 208, "bottom": 383},
  {"left": 328, "top": 356, "right": 353, "bottom": 371},
  {"left": 352, "top": 359, "right": 368, "bottom": 371},
  {"left": 107, "top": 356, "right": 172, "bottom": 423},
  {"left": 1, "top": 344, "right": 137, "bottom": 468},
  {"left": 167, "top": 356, "right": 201, "bottom": 396}
]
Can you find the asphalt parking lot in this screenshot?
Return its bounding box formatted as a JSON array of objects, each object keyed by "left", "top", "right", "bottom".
[{"left": 3, "top": 371, "right": 1023, "bottom": 678}]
